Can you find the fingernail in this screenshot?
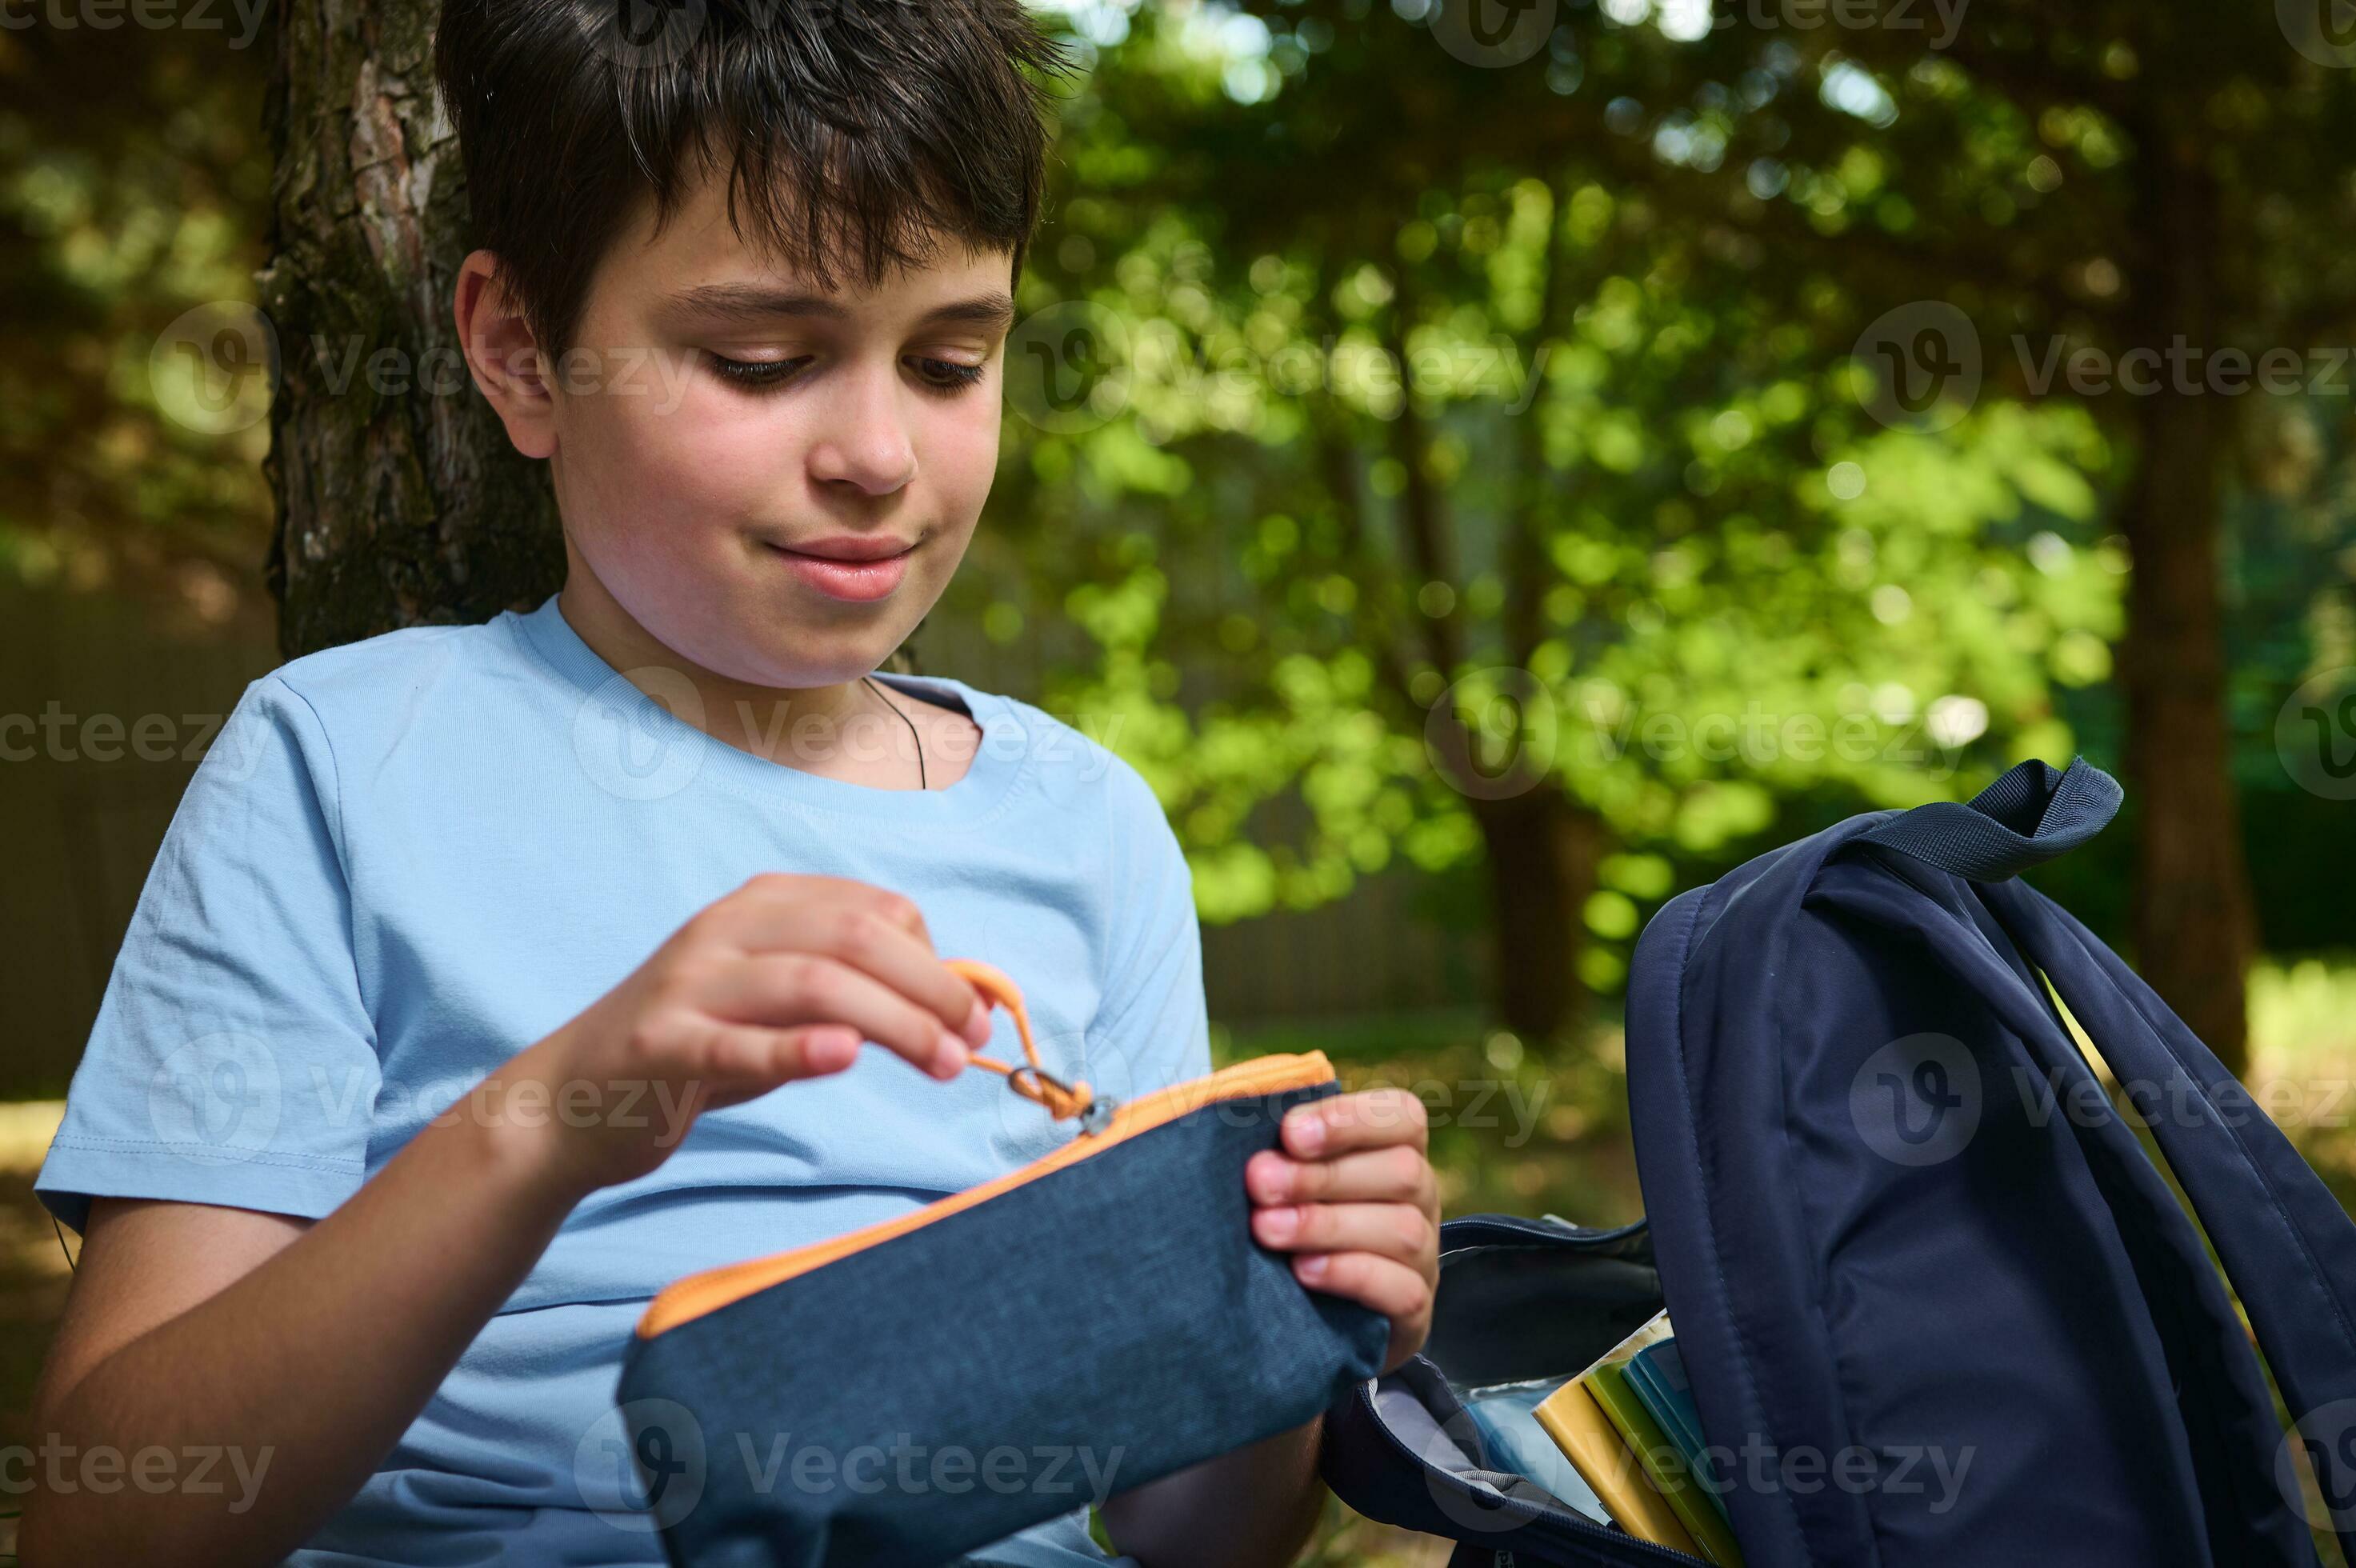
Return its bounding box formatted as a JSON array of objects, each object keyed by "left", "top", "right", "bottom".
[
  {"left": 1296, "top": 1254, "right": 1328, "bottom": 1282},
  {"left": 1247, "top": 1153, "right": 1290, "bottom": 1200},
  {"left": 934, "top": 1033, "right": 966, "bottom": 1078},
  {"left": 1257, "top": 1206, "right": 1298, "bottom": 1242},
  {"left": 962, "top": 998, "right": 992, "bottom": 1047},
  {"left": 1287, "top": 1113, "right": 1325, "bottom": 1154}
]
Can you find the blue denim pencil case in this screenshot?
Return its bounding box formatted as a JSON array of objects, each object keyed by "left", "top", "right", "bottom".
[{"left": 618, "top": 960, "right": 1390, "bottom": 1567}]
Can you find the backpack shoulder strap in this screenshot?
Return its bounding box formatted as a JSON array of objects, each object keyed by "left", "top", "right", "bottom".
[
  {"left": 1857, "top": 755, "right": 2356, "bottom": 1553},
  {"left": 1983, "top": 878, "right": 2356, "bottom": 1558}
]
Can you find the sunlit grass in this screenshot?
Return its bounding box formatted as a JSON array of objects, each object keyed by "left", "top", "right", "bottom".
[
  {"left": 2250, "top": 955, "right": 2356, "bottom": 1208},
  {"left": 0, "top": 1104, "right": 61, "bottom": 1178}
]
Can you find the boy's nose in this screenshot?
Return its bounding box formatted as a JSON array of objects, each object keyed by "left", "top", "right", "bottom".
[{"left": 805, "top": 371, "right": 918, "bottom": 495}]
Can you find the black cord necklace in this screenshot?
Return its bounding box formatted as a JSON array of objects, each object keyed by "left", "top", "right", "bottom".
[{"left": 860, "top": 674, "right": 926, "bottom": 790}]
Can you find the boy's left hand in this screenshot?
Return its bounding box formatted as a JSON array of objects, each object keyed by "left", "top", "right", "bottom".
[{"left": 1246, "top": 1087, "right": 1439, "bottom": 1375}]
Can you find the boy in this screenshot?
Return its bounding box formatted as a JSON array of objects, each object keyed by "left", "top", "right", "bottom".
[{"left": 21, "top": 2, "right": 1441, "bottom": 1563}]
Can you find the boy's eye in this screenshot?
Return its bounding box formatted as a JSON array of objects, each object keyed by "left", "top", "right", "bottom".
[
  {"left": 706, "top": 352, "right": 810, "bottom": 391},
  {"left": 910, "top": 356, "right": 987, "bottom": 394},
  {"left": 702, "top": 351, "right": 988, "bottom": 396}
]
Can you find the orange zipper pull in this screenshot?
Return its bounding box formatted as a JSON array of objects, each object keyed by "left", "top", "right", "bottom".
[{"left": 945, "top": 958, "right": 1114, "bottom": 1132}]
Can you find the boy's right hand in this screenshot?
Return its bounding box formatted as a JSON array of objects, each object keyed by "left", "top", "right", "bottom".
[{"left": 498, "top": 874, "right": 992, "bottom": 1198}]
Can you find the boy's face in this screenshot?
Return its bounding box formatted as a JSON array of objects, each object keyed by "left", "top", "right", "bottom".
[{"left": 529, "top": 170, "right": 1014, "bottom": 689}]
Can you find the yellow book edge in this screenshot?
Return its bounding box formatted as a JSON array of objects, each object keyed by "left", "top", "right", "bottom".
[
  {"left": 636, "top": 1050, "right": 1338, "bottom": 1338},
  {"left": 1530, "top": 1312, "right": 1699, "bottom": 1557}
]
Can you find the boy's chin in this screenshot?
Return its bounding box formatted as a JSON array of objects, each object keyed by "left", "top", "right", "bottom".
[{"left": 684, "top": 623, "right": 920, "bottom": 690}]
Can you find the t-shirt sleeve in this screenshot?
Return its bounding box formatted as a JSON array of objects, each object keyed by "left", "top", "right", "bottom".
[
  {"left": 1084, "top": 762, "right": 1211, "bottom": 1101},
  {"left": 35, "top": 674, "right": 383, "bottom": 1234}
]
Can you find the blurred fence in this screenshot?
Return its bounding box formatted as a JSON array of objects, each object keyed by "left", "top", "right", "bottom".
[{"left": 0, "top": 585, "right": 275, "bottom": 1097}]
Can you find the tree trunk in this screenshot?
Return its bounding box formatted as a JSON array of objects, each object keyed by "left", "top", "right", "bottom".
[
  {"left": 258, "top": 0, "right": 561, "bottom": 659},
  {"left": 2116, "top": 146, "right": 2255, "bottom": 1075},
  {"left": 1473, "top": 791, "right": 1602, "bottom": 1047}
]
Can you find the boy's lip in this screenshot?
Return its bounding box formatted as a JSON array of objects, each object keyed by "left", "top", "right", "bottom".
[
  {"left": 765, "top": 534, "right": 917, "bottom": 602},
  {"left": 776, "top": 534, "right": 917, "bottom": 562}
]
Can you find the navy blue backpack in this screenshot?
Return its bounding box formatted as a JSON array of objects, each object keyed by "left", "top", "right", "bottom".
[{"left": 1322, "top": 758, "right": 2356, "bottom": 1566}]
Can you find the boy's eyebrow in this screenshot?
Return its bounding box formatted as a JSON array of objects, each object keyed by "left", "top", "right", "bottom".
[{"left": 658, "top": 283, "right": 1018, "bottom": 333}]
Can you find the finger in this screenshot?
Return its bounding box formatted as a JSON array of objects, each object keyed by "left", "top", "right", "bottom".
[
  {"left": 686, "top": 1022, "right": 863, "bottom": 1111},
  {"left": 706, "top": 953, "right": 969, "bottom": 1078},
  {"left": 1280, "top": 1088, "right": 1428, "bottom": 1159},
  {"left": 722, "top": 874, "right": 937, "bottom": 947},
  {"left": 1251, "top": 1200, "right": 1434, "bottom": 1265},
  {"left": 1246, "top": 1145, "right": 1436, "bottom": 1210},
  {"left": 1290, "top": 1250, "right": 1433, "bottom": 1321},
  {"left": 710, "top": 883, "right": 988, "bottom": 1046},
  {"left": 703, "top": 1022, "right": 863, "bottom": 1086}
]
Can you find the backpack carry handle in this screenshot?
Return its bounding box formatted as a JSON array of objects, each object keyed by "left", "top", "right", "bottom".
[{"left": 1858, "top": 755, "right": 2122, "bottom": 881}]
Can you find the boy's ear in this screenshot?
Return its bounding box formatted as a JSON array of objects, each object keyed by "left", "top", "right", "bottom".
[{"left": 454, "top": 250, "right": 558, "bottom": 460}]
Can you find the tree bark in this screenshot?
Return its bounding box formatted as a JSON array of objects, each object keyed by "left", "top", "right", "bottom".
[
  {"left": 1471, "top": 791, "right": 1602, "bottom": 1046},
  {"left": 2115, "top": 142, "right": 2255, "bottom": 1075},
  {"left": 258, "top": 0, "right": 561, "bottom": 660}
]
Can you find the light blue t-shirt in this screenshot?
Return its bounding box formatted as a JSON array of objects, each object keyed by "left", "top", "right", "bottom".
[{"left": 37, "top": 594, "right": 1210, "bottom": 1566}]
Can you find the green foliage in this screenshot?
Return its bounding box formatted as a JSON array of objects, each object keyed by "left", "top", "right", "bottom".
[
  {"left": 961, "top": 0, "right": 2356, "bottom": 1003},
  {"left": 986, "top": 6, "right": 2111, "bottom": 985},
  {"left": 0, "top": 22, "right": 272, "bottom": 627}
]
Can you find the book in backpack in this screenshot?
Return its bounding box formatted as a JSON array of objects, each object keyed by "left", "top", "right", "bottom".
[{"left": 1322, "top": 758, "right": 2356, "bottom": 1567}]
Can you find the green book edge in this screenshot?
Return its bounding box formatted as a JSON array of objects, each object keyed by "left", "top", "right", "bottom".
[
  {"left": 1624, "top": 1348, "right": 1734, "bottom": 1533},
  {"left": 1587, "top": 1358, "right": 1746, "bottom": 1567}
]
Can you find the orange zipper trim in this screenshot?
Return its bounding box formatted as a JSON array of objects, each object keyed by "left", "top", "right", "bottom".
[{"left": 635, "top": 1050, "right": 1338, "bottom": 1338}]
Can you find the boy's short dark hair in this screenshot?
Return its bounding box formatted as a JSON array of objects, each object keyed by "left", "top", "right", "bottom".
[{"left": 433, "top": 0, "right": 1071, "bottom": 357}]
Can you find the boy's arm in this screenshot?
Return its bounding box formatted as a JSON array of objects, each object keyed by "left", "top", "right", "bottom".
[
  {"left": 22, "top": 873, "right": 994, "bottom": 1567},
  {"left": 1099, "top": 1418, "right": 1327, "bottom": 1568},
  {"left": 25, "top": 1108, "right": 584, "bottom": 1565}
]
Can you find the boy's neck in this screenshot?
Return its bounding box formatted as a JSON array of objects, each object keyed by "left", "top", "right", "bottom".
[{"left": 554, "top": 566, "right": 965, "bottom": 791}]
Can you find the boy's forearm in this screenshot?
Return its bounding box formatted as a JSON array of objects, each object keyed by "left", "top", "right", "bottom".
[
  {"left": 1101, "top": 1414, "right": 1326, "bottom": 1568},
  {"left": 22, "top": 1075, "right": 587, "bottom": 1568}
]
